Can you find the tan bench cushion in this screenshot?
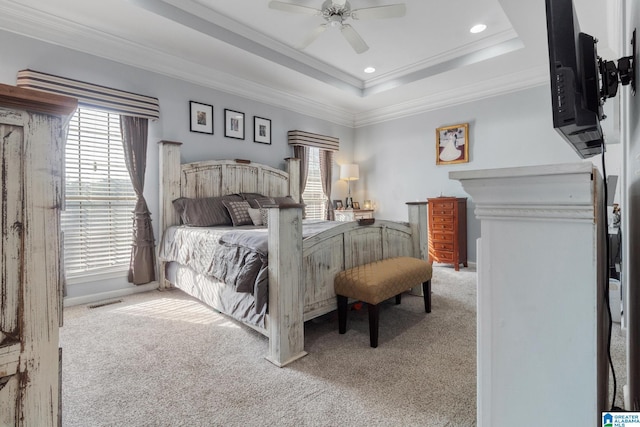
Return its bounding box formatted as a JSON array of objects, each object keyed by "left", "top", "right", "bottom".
[{"left": 334, "top": 257, "right": 433, "bottom": 305}]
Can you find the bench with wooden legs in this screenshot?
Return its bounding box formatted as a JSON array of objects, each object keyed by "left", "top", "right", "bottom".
[{"left": 334, "top": 256, "right": 433, "bottom": 348}]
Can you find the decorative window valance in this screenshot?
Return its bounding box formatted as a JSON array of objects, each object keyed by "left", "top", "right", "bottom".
[
  {"left": 288, "top": 130, "right": 339, "bottom": 152},
  {"left": 16, "top": 69, "right": 160, "bottom": 120}
]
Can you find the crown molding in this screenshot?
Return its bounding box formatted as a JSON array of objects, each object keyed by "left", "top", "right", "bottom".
[
  {"left": 354, "top": 66, "right": 549, "bottom": 128},
  {"left": 0, "top": 1, "right": 355, "bottom": 126},
  {"left": 0, "top": 1, "right": 545, "bottom": 129}
]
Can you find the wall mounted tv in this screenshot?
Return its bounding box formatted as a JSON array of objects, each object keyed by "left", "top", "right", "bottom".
[{"left": 545, "top": 0, "right": 634, "bottom": 158}]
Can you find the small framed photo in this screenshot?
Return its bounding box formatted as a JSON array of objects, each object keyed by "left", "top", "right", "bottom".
[
  {"left": 333, "top": 200, "right": 343, "bottom": 210},
  {"left": 353, "top": 202, "right": 360, "bottom": 210},
  {"left": 436, "top": 123, "right": 469, "bottom": 165},
  {"left": 224, "top": 109, "right": 245, "bottom": 140},
  {"left": 254, "top": 116, "right": 271, "bottom": 144},
  {"left": 189, "top": 101, "right": 213, "bottom": 134}
]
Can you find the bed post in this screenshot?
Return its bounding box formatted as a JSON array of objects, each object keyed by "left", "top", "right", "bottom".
[
  {"left": 266, "top": 204, "right": 307, "bottom": 367},
  {"left": 158, "top": 140, "right": 182, "bottom": 289},
  {"left": 285, "top": 157, "right": 301, "bottom": 202},
  {"left": 407, "top": 201, "right": 429, "bottom": 295}
]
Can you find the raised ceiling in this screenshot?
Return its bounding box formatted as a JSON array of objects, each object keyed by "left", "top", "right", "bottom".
[{"left": 0, "top": 0, "right": 616, "bottom": 126}]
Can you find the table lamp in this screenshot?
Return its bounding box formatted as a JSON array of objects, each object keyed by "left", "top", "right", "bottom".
[{"left": 340, "top": 163, "right": 359, "bottom": 209}]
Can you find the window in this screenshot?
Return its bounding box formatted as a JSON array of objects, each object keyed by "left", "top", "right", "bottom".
[
  {"left": 61, "top": 108, "right": 136, "bottom": 279},
  {"left": 302, "top": 147, "right": 328, "bottom": 219}
]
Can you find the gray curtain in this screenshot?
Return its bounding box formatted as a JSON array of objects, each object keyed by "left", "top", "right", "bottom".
[
  {"left": 319, "top": 149, "right": 334, "bottom": 220},
  {"left": 293, "top": 145, "right": 310, "bottom": 216},
  {"left": 120, "top": 115, "right": 156, "bottom": 284}
]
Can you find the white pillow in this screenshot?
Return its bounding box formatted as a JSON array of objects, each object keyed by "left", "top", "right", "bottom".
[{"left": 247, "top": 207, "right": 263, "bottom": 226}]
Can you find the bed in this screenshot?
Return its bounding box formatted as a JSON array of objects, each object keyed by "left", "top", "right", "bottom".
[{"left": 157, "top": 140, "right": 428, "bottom": 366}]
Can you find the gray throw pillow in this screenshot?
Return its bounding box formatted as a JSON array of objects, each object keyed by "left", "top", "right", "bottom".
[
  {"left": 222, "top": 200, "right": 253, "bottom": 226},
  {"left": 172, "top": 195, "right": 243, "bottom": 226}
]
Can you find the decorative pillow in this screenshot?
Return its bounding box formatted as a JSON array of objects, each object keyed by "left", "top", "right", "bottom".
[
  {"left": 239, "top": 193, "right": 268, "bottom": 208},
  {"left": 274, "top": 196, "right": 296, "bottom": 206},
  {"left": 222, "top": 200, "right": 253, "bottom": 226},
  {"left": 255, "top": 197, "right": 276, "bottom": 208},
  {"left": 260, "top": 208, "right": 269, "bottom": 227},
  {"left": 247, "top": 207, "right": 263, "bottom": 226},
  {"left": 172, "top": 195, "right": 243, "bottom": 226}
]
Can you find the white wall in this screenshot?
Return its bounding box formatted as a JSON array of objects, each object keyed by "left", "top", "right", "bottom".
[
  {"left": 0, "top": 29, "right": 355, "bottom": 300},
  {"left": 0, "top": 27, "right": 626, "bottom": 299},
  {"left": 353, "top": 85, "right": 622, "bottom": 262}
]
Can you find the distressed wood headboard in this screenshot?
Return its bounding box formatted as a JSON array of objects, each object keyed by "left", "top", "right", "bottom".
[{"left": 158, "top": 140, "right": 301, "bottom": 236}]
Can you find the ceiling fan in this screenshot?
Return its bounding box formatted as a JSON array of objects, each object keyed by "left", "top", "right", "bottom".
[{"left": 268, "top": 0, "right": 406, "bottom": 54}]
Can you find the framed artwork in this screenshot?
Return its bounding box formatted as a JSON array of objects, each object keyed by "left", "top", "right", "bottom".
[
  {"left": 333, "top": 200, "right": 343, "bottom": 210},
  {"left": 436, "top": 123, "right": 469, "bottom": 165},
  {"left": 352, "top": 202, "right": 360, "bottom": 209},
  {"left": 189, "top": 101, "right": 213, "bottom": 134},
  {"left": 254, "top": 116, "right": 271, "bottom": 144},
  {"left": 224, "top": 109, "right": 245, "bottom": 140}
]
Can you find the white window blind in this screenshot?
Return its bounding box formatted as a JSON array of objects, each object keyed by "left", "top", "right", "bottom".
[
  {"left": 61, "top": 108, "right": 136, "bottom": 278},
  {"left": 302, "top": 147, "right": 327, "bottom": 220}
]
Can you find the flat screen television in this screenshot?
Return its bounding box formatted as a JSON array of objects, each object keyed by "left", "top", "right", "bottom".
[{"left": 545, "top": 0, "right": 605, "bottom": 158}]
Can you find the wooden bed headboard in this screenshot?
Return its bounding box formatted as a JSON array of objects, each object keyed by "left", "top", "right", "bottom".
[{"left": 158, "top": 140, "right": 301, "bottom": 235}]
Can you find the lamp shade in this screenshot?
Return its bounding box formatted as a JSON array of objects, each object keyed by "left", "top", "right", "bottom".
[{"left": 340, "top": 164, "right": 359, "bottom": 181}]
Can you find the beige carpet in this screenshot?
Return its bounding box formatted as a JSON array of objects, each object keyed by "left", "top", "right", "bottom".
[{"left": 60, "top": 266, "right": 625, "bottom": 426}]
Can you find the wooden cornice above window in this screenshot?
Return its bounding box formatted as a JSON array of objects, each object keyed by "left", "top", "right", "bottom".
[{"left": 287, "top": 130, "right": 339, "bottom": 152}]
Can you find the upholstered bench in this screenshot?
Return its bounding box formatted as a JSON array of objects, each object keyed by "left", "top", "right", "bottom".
[{"left": 334, "top": 256, "right": 433, "bottom": 348}]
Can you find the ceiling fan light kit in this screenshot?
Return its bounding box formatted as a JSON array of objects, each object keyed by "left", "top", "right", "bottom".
[{"left": 269, "top": 0, "right": 407, "bottom": 54}]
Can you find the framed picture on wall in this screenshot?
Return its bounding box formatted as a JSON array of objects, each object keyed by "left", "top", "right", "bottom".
[
  {"left": 436, "top": 123, "right": 469, "bottom": 165},
  {"left": 224, "top": 109, "right": 245, "bottom": 140},
  {"left": 189, "top": 101, "right": 213, "bottom": 134},
  {"left": 253, "top": 116, "right": 271, "bottom": 144}
]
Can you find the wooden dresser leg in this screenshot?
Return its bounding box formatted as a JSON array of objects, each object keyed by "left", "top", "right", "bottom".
[
  {"left": 422, "top": 280, "right": 431, "bottom": 313},
  {"left": 337, "top": 295, "right": 348, "bottom": 334},
  {"left": 368, "top": 303, "right": 380, "bottom": 348}
]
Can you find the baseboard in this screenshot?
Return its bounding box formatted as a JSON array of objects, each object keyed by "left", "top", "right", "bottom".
[{"left": 63, "top": 282, "right": 159, "bottom": 307}]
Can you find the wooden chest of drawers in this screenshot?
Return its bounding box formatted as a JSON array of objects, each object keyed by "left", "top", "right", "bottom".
[{"left": 428, "top": 197, "right": 467, "bottom": 270}]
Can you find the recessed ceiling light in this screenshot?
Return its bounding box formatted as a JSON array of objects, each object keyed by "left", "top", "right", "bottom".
[
  {"left": 470, "top": 24, "right": 487, "bottom": 34},
  {"left": 364, "top": 67, "right": 376, "bottom": 74}
]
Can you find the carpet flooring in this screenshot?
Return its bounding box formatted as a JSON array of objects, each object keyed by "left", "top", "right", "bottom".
[{"left": 60, "top": 266, "right": 625, "bottom": 426}]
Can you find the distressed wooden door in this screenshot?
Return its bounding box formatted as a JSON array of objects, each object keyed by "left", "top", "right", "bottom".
[{"left": 0, "top": 85, "right": 76, "bottom": 426}]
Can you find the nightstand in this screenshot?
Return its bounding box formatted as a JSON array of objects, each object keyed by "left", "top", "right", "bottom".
[{"left": 334, "top": 209, "right": 374, "bottom": 222}]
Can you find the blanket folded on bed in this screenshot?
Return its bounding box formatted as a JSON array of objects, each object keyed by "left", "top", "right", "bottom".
[{"left": 159, "top": 220, "right": 341, "bottom": 314}]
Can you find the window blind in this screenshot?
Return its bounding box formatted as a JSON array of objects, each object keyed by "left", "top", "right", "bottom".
[
  {"left": 61, "top": 108, "right": 137, "bottom": 277},
  {"left": 302, "top": 147, "right": 328, "bottom": 219}
]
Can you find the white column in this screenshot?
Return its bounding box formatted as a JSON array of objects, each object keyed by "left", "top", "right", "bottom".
[{"left": 451, "top": 162, "right": 608, "bottom": 427}]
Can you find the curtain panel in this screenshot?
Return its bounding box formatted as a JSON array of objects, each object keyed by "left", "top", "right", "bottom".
[
  {"left": 120, "top": 116, "right": 156, "bottom": 285},
  {"left": 319, "top": 150, "right": 334, "bottom": 220},
  {"left": 293, "top": 145, "right": 310, "bottom": 218}
]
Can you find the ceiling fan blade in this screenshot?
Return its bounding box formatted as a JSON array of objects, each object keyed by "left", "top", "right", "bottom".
[
  {"left": 351, "top": 4, "right": 406, "bottom": 20},
  {"left": 268, "top": 1, "right": 321, "bottom": 15},
  {"left": 299, "top": 24, "right": 328, "bottom": 49},
  {"left": 340, "top": 24, "right": 369, "bottom": 54}
]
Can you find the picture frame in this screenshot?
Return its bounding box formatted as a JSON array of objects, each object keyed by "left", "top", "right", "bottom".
[
  {"left": 189, "top": 101, "right": 213, "bottom": 134},
  {"left": 436, "top": 123, "right": 469, "bottom": 165},
  {"left": 333, "top": 200, "right": 343, "bottom": 210},
  {"left": 224, "top": 109, "right": 245, "bottom": 140},
  {"left": 253, "top": 116, "right": 271, "bottom": 144},
  {"left": 352, "top": 202, "right": 360, "bottom": 210}
]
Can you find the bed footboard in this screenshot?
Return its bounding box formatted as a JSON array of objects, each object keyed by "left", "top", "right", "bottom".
[{"left": 301, "top": 205, "right": 428, "bottom": 320}]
